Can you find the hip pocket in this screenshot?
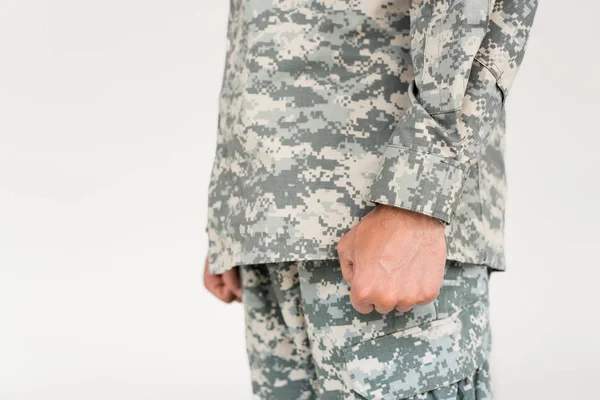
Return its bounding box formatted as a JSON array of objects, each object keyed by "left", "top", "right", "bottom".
[{"left": 342, "top": 297, "right": 490, "bottom": 400}]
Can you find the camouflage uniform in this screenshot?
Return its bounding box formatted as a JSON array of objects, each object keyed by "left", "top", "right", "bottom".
[
  {"left": 242, "top": 259, "right": 492, "bottom": 399},
  {"left": 206, "top": 0, "right": 538, "bottom": 274},
  {"left": 206, "top": 0, "right": 537, "bottom": 397}
]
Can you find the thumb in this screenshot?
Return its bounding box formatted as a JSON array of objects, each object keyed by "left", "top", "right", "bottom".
[
  {"left": 340, "top": 256, "right": 354, "bottom": 284},
  {"left": 337, "top": 229, "right": 356, "bottom": 283},
  {"left": 223, "top": 267, "right": 242, "bottom": 299}
]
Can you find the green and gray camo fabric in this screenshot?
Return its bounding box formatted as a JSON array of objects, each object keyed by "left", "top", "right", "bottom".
[
  {"left": 207, "top": 0, "right": 538, "bottom": 274},
  {"left": 241, "top": 259, "right": 492, "bottom": 399}
]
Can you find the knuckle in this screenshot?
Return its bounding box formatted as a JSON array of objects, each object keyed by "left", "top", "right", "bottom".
[
  {"left": 395, "top": 303, "right": 413, "bottom": 313},
  {"left": 400, "top": 294, "right": 417, "bottom": 307},
  {"left": 394, "top": 294, "right": 417, "bottom": 312},
  {"left": 336, "top": 239, "right": 347, "bottom": 254},
  {"left": 221, "top": 292, "right": 234, "bottom": 303},
  {"left": 356, "top": 303, "right": 374, "bottom": 315},
  {"left": 355, "top": 306, "right": 369, "bottom": 315},
  {"left": 341, "top": 270, "right": 353, "bottom": 284},
  {"left": 379, "top": 295, "right": 398, "bottom": 310},
  {"left": 422, "top": 288, "right": 440, "bottom": 303},
  {"left": 353, "top": 286, "right": 372, "bottom": 303}
]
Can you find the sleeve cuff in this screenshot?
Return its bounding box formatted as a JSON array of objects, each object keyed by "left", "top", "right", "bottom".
[{"left": 365, "top": 145, "right": 471, "bottom": 225}]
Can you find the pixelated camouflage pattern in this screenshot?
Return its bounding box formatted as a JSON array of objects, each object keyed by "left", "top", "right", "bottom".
[
  {"left": 241, "top": 263, "right": 316, "bottom": 399},
  {"left": 241, "top": 259, "right": 492, "bottom": 399},
  {"left": 207, "top": 0, "right": 538, "bottom": 274}
]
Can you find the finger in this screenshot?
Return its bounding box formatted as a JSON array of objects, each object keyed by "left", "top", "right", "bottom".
[
  {"left": 374, "top": 297, "right": 397, "bottom": 314},
  {"left": 416, "top": 288, "right": 440, "bottom": 306},
  {"left": 350, "top": 285, "right": 374, "bottom": 314},
  {"left": 416, "top": 297, "right": 436, "bottom": 306},
  {"left": 336, "top": 227, "right": 356, "bottom": 255},
  {"left": 207, "top": 279, "right": 235, "bottom": 303},
  {"left": 203, "top": 258, "right": 236, "bottom": 303},
  {"left": 352, "top": 301, "right": 374, "bottom": 314},
  {"left": 205, "top": 275, "right": 227, "bottom": 301},
  {"left": 395, "top": 301, "right": 416, "bottom": 313},
  {"left": 215, "top": 286, "right": 236, "bottom": 303},
  {"left": 374, "top": 304, "right": 395, "bottom": 314},
  {"left": 340, "top": 258, "right": 354, "bottom": 284},
  {"left": 222, "top": 267, "right": 242, "bottom": 299}
]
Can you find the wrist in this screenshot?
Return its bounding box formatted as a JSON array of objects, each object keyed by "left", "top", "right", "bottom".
[{"left": 374, "top": 204, "right": 443, "bottom": 224}]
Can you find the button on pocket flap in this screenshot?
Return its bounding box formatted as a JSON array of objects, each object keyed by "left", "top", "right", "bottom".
[{"left": 342, "top": 301, "right": 490, "bottom": 400}]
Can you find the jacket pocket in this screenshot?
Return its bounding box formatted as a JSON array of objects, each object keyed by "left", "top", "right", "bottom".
[{"left": 342, "top": 299, "right": 490, "bottom": 400}]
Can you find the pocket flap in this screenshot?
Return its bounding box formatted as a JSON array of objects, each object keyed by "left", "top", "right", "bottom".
[{"left": 343, "top": 301, "right": 490, "bottom": 400}]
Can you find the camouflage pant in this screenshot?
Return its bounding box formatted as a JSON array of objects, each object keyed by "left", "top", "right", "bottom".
[{"left": 241, "top": 260, "right": 493, "bottom": 400}]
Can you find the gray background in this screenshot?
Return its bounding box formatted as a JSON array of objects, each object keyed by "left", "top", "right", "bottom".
[{"left": 1, "top": 1, "right": 598, "bottom": 399}]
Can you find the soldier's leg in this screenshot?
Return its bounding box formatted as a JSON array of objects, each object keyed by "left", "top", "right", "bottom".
[
  {"left": 240, "top": 262, "right": 317, "bottom": 400},
  {"left": 298, "top": 259, "right": 493, "bottom": 399}
]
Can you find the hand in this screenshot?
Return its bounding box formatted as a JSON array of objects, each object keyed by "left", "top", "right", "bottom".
[
  {"left": 203, "top": 256, "right": 242, "bottom": 303},
  {"left": 337, "top": 205, "right": 446, "bottom": 314}
]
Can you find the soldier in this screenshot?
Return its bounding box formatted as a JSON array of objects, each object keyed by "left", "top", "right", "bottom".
[{"left": 204, "top": 0, "right": 538, "bottom": 398}]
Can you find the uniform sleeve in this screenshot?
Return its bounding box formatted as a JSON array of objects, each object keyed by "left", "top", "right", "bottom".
[{"left": 365, "top": 0, "right": 538, "bottom": 224}]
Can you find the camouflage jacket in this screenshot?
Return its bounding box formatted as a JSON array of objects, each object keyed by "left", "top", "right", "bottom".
[{"left": 207, "top": 0, "right": 538, "bottom": 274}]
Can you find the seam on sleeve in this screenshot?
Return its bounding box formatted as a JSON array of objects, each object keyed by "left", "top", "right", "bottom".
[
  {"left": 473, "top": 56, "right": 502, "bottom": 82},
  {"left": 473, "top": 56, "right": 507, "bottom": 102},
  {"left": 383, "top": 144, "right": 469, "bottom": 171},
  {"left": 429, "top": 108, "right": 461, "bottom": 116},
  {"left": 432, "top": 165, "right": 451, "bottom": 219}
]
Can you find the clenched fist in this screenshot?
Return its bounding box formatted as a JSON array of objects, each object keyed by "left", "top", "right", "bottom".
[
  {"left": 337, "top": 205, "right": 446, "bottom": 314},
  {"left": 203, "top": 256, "right": 242, "bottom": 303}
]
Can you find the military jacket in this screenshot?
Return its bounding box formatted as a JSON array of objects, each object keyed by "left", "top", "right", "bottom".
[{"left": 207, "top": 0, "right": 538, "bottom": 274}]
